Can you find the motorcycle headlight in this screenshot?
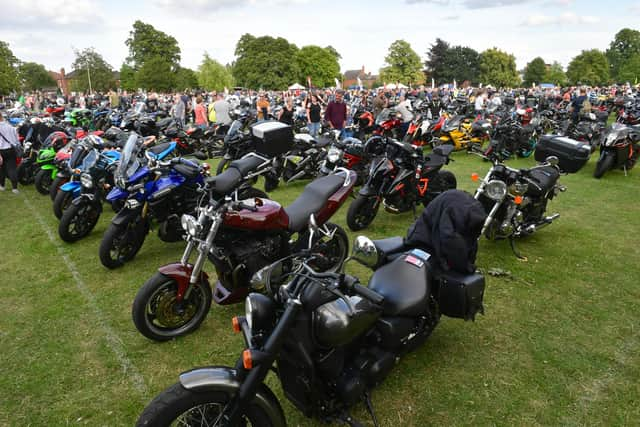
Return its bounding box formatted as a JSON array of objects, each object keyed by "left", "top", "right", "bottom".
[
  {"left": 484, "top": 180, "right": 507, "bottom": 201},
  {"left": 327, "top": 147, "right": 342, "bottom": 163},
  {"left": 80, "top": 173, "right": 93, "bottom": 188},
  {"left": 24, "top": 142, "right": 32, "bottom": 150},
  {"left": 245, "top": 293, "right": 276, "bottom": 333},
  {"left": 180, "top": 214, "right": 200, "bottom": 237},
  {"left": 605, "top": 132, "right": 618, "bottom": 145}
]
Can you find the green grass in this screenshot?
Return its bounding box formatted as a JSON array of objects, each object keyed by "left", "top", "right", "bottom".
[{"left": 1, "top": 151, "right": 639, "bottom": 426}]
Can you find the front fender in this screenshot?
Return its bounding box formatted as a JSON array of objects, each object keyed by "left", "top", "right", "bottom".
[
  {"left": 158, "top": 263, "right": 209, "bottom": 301},
  {"left": 72, "top": 193, "right": 102, "bottom": 210},
  {"left": 179, "top": 366, "right": 286, "bottom": 427},
  {"left": 358, "top": 184, "right": 378, "bottom": 197},
  {"left": 106, "top": 187, "right": 129, "bottom": 202},
  {"left": 111, "top": 205, "right": 143, "bottom": 226},
  {"left": 60, "top": 181, "right": 81, "bottom": 193}
]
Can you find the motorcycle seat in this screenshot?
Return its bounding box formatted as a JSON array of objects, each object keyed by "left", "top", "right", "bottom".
[
  {"left": 148, "top": 142, "right": 172, "bottom": 155},
  {"left": 173, "top": 162, "right": 200, "bottom": 179},
  {"left": 205, "top": 168, "right": 242, "bottom": 195},
  {"left": 230, "top": 156, "right": 266, "bottom": 175},
  {"left": 284, "top": 174, "right": 346, "bottom": 232},
  {"left": 313, "top": 136, "right": 333, "bottom": 148},
  {"left": 372, "top": 237, "right": 407, "bottom": 265}
]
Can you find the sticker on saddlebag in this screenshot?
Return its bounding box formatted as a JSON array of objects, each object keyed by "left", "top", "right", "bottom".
[
  {"left": 405, "top": 255, "right": 424, "bottom": 268},
  {"left": 409, "top": 249, "right": 430, "bottom": 261}
]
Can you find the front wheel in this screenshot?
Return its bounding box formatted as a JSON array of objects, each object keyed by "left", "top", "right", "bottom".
[
  {"left": 346, "top": 195, "right": 380, "bottom": 231},
  {"left": 132, "top": 272, "right": 212, "bottom": 341},
  {"left": 136, "top": 383, "right": 279, "bottom": 427},
  {"left": 99, "top": 216, "right": 149, "bottom": 269},
  {"left": 53, "top": 189, "right": 74, "bottom": 220},
  {"left": 34, "top": 168, "right": 53, "bottom": 195},
  {"left": 593, "top": 152, "right": 615, "bottom": 179},
  {"left": 59, "top": 200, "right": 101, "bottom": 242}
]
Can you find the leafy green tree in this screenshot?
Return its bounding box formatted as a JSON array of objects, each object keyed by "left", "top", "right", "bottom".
[
  {"left": 606, "top": 28, "right": 640, "bottom": 82},
  {"left": 379, "top": 39, "right": 423, "bottom": 85},
  {"left": 70, "top": 48, "right": 115, "bottom": 93},
  {"left": 119, "top": 63, "right": 137, "bottom": 91},
  {"left": 325, "top": 45, "right": 342, "bottom": 61},
  {"left": 135, "top": 56, "right": 175, "bottom": 92},
  {"left": 567, "top": 49, "right": 610, "bottom": 86},
  {"left": 616, "top": 54, "right": 640, "bottom": 84},
  {"left": 18, "top": 62, "right": 55, "bottom": 91},
  {"left": 479, "top": 48, "right": 520, "bottom": 87},
  {"left": 0, "top": 41, "right": 19, "bottom": 95},
  {"left": 523, "top": 57, "right": 547, "bottom": 87},
  {"left": 232, "top": 34, "right": 300, "bottom": 89},
  {"left": 544, "top": 61, "right": 568, "bottom": 86},
  {"left": 198, "top": 53, "right": 234, "bottom": 91},
  {"left": 125, "top": 20, "right": 180, "bottom": 70},
  {"left": 296, "top": 46, "right": 340, "bottom": 88},
  {"left": 425, "top": 38, "right": 450, "bottom": 84},
  {"left": 442, "top": 45, "right": 480, "bottom": 84},
  {"left": 174, "top": 66, "right": 198, "bottom": 91}
]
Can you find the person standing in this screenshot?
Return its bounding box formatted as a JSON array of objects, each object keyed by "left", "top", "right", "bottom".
[
  {"left": 194, "top": 95, "right": 208, "bottom": 129},
  {"left": 324, "top": 90, "right": 347, "bottom": 130},
  {"left": 306, "top": 94, "right": 322, "bottom": 137},
  {"left": 172, "top": 93, "right": 185, "bottom": 127},
  {"left": 278, "top": 98, "right": 294, "bottom": 125},
  {"left": 395, "top": 95, "right": 413, "bottom": 137},
  {"left": 0, "top": 113, "right": 21, "bottom": 193},
  {"left": 373, "top": 90, "right": 387, "bottom": 119},
  {"left": 213, "top": 94, "right": 232, "bottom": 125},
  {"left": 256, "top": 93, "right": 270, "bottom": 121}
]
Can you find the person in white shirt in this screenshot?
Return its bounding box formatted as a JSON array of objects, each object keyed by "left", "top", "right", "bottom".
[
  {"left": 0, "top": 113, "right": 21, "bottom": 193},
  {"left": 474, "top": 90, "right": 486, "bottom": 115},
  {"left": 395, "top": 95, "right": 414, "bottom": 137}
]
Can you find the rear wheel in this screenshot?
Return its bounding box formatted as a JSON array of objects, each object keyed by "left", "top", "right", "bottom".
[
  {"left": 132, "top": 272, "right": 212, "bottom": 341},
  {"left": 99, "top": 216, "right": 149, "bottom": 269},
  {"left": 136, "top": 383, "right": 279, "bottom": 427},
  {"left": 58, "top": 200, "right": 101, "bottom": 242},
  {"left": 53, "top": 189, "right": 75, "bottom": 220},
  {"left": 302, "top": 222, "right": 349, "bottom": 272},
  {"left": 17, "top": 159, "right": 35, "bottom": 185},
  {"left": 34, "top": 169, "right": 53, "bottom": 195},
  {"left": 346, "top": 195, "right": 380, "bottom": 231},
  {"left": 594, "top": 153, "right": 615, "bottom": 179},
  {"left": 264, "top": 173, "right": 279, "bottom": 192}
]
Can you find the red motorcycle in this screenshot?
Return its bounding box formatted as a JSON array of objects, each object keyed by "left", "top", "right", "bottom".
[
  {"left": 373, "top": 108, "right": 403, "bottom": 138},
  {"left": 131, "top": 168, "right": 356, "bottom": 341}
]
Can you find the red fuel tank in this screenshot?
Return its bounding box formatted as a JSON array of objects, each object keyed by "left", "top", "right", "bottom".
[{"left": 223, "top": 198, "right": 289, "bottom": 231}]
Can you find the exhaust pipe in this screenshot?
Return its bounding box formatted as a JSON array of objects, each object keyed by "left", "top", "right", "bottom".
[{"left": 524, "top": 213, "right": 560, "bottom": 234}]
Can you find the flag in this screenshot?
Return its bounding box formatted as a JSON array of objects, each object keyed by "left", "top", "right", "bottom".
[
  {"left": 334, "top": 78, "right": 341, "bottom": 89},
  {"left": 453, "top": 79, "right": 457, "bottom": 89},
  {"left": 307, "top": 76, "right": 312, "bottom": 88},
  {"left": 431, "top": 78, "right": 435, "bottom": 89},
  {"left": 357, "top": 76, "right": 362, "bottom": 89}
]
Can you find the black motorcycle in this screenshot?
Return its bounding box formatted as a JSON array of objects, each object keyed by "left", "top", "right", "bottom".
[
  {"left": 593, "top": 123, "right": 640, "bottom": 178},
  {"left": 346, "top": 140, "right": 456, "bottom": 231},
  {"left": 484, "top": 115, "right": 537, "bottom": 161},
  {"left": 319, "top": 132, "right": 385, "bottom": 186},
  {"left": 473, "top": 154, "right": 565, "bottom": 257},
  {"left": 135, "top": 225, "right": 486, "bottom": 426},
  {"left": 279, "top": 133, "right": 330, "bottom": 184}
]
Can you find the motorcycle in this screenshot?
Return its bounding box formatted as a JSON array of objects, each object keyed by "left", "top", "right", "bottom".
[
  {"left": 593, "top": 123, "right": 640, "bottom": 178},
  {"left": 319, "top": 131, "right": 384, "bottom": 186},
  {"left": 435, "top": 114, "right": 491, "bottom": 153},
  {"left": 279, "top": 133, "right": 330, "bottom": 184},
  {"left": 346, "top": 139, "right": 457, "bottom": 231},
  {"left": 98, "top": 134, "right": 207, "bottom": 269},
  {"left": 483, "top": 115, "right": 537, "bottom": 161},
  {"left": 472, "top": 154, "right": 565, "bottom": 258},
  {"left": 33, "top": 132, "right": 72, "bottom": 195},
  {"left": 135, "top": 219, "right": 486, "bottom": 426},
  {"left": 131, "top": 168, "right": 356, "bottom": 341}
]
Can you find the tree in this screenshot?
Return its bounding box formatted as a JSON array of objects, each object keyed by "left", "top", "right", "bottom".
[
  {"left": 523, "top": 57, "right": 547, "bottom": 87},
  {"left": 616, "top": 54, "right": 640, "bottom": 84},
  {"left": 606, "top": 28, "right": 640, "bottom": 82},
  {"left": 125, "top": 20, "right": 180, "bottom": 70},
  {"left": 567, "top": 49, "right": 610, "bottom": 86},
  {"left": 479, "top": 48, "right": 520, "bottom": 87},
  {"left": 0, "top": 41, "right": 19, "bottom": 95},
  {"left": 232, "top": 34, "right": 300, "bottom": 89},
  {"left": 18, "top": 62, "right": 55, "bottom": 91},
  {"left": 425, "top": 38, "right": 450, "bottom": 84},
  {"left": 119, "top": 63, "right": 137, "bottom": 91},
  {"left": 198, "top": 53, "right": 234, "bottom": 91},
  {"left": 325, "top": 45, "right": 342, "bottom": 61},
  {"left": 544, "top": 61, "right": 568, "bottom": 86},
  {"left": 296, "top": 46, "right": 340, "bottom": 88},
  {"left": 379, "top": 39, "right": 423, "bottom": 85},
  {"left": 135, "top": 56, "right": 175, "bottom": 92},
  {"left": 441, "top": 45, "right": 480, "bottom": 84},
  {"left": 175, "top": 66, "right": 198, "bottom": 91},
  {"left": 70, "top": 48, "right": 116, "bottom": 93}
]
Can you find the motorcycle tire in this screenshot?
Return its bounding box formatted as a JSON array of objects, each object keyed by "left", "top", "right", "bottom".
[
  {"left": 593, "top": 153, "right": 615, "bottom": 179},
  {"left": 53, "top": 189, "right": 74, "bottom": 220},
  {"left": 346, "top": 195, "right": 380, "bottom": 231},
  {"left": 17, "top": 159, "right": 34, "bottom": 185},
  {"left": 49, "top": 176, "right": 67, "bottom": 200},
  {"left": 99, "top": 216, "right": 149, "bottom": 269},
  {"left": 135, "top": 383, "right": 282, "bottom": 427},
  {"left": 216, "top": 158, "right": 231, "bottom": 175},
  {"left": 34, "top": 168, "right": 53, "bottom": 195},
  {"left": 304, "top": 222, "right": 349, "bottom": 273},
  {"left": 264, "top": 174, "right": 279, "bottom": 192},
  {"left": 58, "top": 201, "right": 101, "bottom": 243},
  {"left": 131, "top": 272, "right": 212, "bottom": 341}
]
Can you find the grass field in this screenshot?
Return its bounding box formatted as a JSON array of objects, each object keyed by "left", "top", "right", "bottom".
[{"left": 1, "top": 149, "right": 639, "bottom": 426}]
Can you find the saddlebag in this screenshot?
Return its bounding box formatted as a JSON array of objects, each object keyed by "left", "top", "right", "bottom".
[
  {"left": 436, "top": 270, "right": 485, "bottom": 321},
  {"left": 535, "top": 135, "right": 591, "bottom": 173},
  {"left": 251, "top": 121, "right": 293, "bottom": 157}
]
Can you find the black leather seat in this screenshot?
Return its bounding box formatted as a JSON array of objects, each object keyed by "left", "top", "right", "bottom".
[
  {"left": 205, "top": 168, "right": 242, "bottom": 195},
  {"left": 314, "top": 136, "right": 333, "bottom": 148},
  {"left": 173, "top": 162, "right": 200, "bottom": 179},
  {"left": 149, "top": 142, "right": 172, "bottom": 155},
  {"left": 527, "top": 166, "right": 559, "bottom": 197},
  {"left": 284, "top": 174, "right": 345, "bottom": 232},
  {"left": 230, "top": 156, "right": 265, "bottom": 175},
  {"left": 368, "top": 255, "right": 429, "bottom": 316},
  {"left": 373, "top": 237, "right": 406, "bottom": 265}
]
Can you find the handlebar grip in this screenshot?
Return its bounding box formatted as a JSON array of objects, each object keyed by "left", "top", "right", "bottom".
[{"left": 353, "top": 283, "right": 385, "bottom": 305}]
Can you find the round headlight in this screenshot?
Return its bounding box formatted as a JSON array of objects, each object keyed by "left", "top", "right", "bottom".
[
  {"left": 245, "top": 293, "right": 276, "bottom": 333},
  {"left": 327, "top": 147, "right": 342, "bottom": 163},
  {"left": 180, "top": 214, "right": 199, "bottom": 236},
  {"left": 485, "top": 180, "right": 507, "bottom": 201},
  {"left": 80, "top": 173, "right": 93, "bottom": 188}
]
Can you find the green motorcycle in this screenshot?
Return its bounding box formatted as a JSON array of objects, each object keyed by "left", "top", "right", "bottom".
[{"left": 34, "top": 131, "right": 71, "bottom": 195}]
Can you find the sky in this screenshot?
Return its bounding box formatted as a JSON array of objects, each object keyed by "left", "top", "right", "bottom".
[{"left": 0, "top": 0, "right": 637, "bottom": 77}]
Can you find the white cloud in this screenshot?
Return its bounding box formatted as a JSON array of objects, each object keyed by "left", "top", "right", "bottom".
[
  {"left": 526, "top": 12, "right": 600, "bottom": 26},
  {"left": 0, "top": 0, "right": 103, "bottom": 27}
]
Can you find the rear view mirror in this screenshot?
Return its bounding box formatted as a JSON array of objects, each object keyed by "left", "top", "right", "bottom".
[
  {"left": 546, "top": 156, "right": 559, "bottom": 167},
  {"left": 351, "top": 236, "right": 379, "bottom": 269}
]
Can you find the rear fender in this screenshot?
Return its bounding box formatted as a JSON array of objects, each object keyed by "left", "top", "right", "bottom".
[
  {"left": 179, "top": 366, "right": 286, "bottom": 427},
  {"left": 158, "top": 263, "right": 210, "bottom": 301}
]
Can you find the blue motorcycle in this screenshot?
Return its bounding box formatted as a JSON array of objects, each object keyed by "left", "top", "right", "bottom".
[{"left": 98, "top": 134, "right": 206, "bottom": 269}]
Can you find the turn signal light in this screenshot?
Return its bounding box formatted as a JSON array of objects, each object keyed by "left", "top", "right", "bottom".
[
  {"left": 242, "top": 350, "right": 253, "bottom": 369},
  {"left": 514, "top": 196, "right": 523, "bottom": 205},
  {"left": 471, "top": 173, "right": 479, "bottom": 182},
  {"left": 232, "top": 317, "right": 241, "bottom": 333}
]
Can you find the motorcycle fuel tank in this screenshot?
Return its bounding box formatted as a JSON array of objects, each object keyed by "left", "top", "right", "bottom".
[
  {"left": 313, "top": 295, "right": 381, "bottom": 348},
  {"left": 223, "top": 198, "right": 289, "bottom": 231}
]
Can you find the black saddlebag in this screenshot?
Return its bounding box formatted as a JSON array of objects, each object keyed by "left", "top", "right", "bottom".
[
  {"left": 535, "top": 135, "right": 591, "bottom": 173},
  {"left": 436, "top": 270, "right": 485, "bottom": 321}
]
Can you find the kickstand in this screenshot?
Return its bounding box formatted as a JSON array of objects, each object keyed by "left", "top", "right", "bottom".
[
  {"left": 364, "top": 392, "right": 380, "bottom": 427},
  {"left": 509, "top": 237, "right": 527, "bottom": 261}
]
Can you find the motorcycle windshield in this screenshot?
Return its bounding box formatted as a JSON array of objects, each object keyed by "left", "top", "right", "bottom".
[
  {"left": 68, "top": 144, "right": 89, "bottom": 169},
  {"left": 224, "top": 120, "right": 242, "bottom": 143},
  {"left": 375, "top": 109, "right": 392, "bottom": 125},
  {"left": 116, "top": 134, "right": 141, "bottom": 182},
  {"left": 80, "top": 149, "right": 98, "bottom": 171}
]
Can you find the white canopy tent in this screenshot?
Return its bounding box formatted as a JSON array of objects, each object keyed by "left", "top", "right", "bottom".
[{"left": 288, "top": 83, "right": 305, "bottom": 90}]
